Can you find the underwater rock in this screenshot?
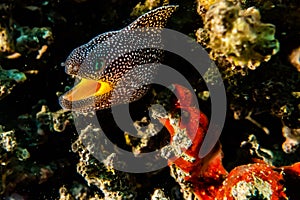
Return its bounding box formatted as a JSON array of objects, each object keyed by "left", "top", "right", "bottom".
[
  {"left": 196, "top": 0, "right": 238, "bottom": 18},
  {"left": 0, "top": 67, "right": 26, "bottom": 100},
  {"left": 36, "top": 105, "right": 54, "bottom": 135},
  {"left": 51, "top": 108, "right": 73, "bottom": 132},
  {"left": 196, "top": 0, "right": 279, "bottom": 70},
  {"left": 0, "top": 107, "right": 73, "bottom": 197},
  {"left": 0, "top": 126, "right": 30, "bottom": 162}
]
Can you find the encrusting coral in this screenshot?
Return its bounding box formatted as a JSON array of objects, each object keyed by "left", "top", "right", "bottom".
[
  {"left": 196, "top": 0, "right": 279, "bottom": 70},
  {"left": 71, "top": 124, "right": 137, "bottom": 199}
]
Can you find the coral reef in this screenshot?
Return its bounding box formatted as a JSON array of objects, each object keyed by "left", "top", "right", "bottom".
[
  {"left": 36, "top": 105, "right": 72, "bottom": 133},
  {"left": 240, "top": 134, "right": 273, "bottom": 164},
  {"left": 151, "top": 189, "right": 170, "bottom": 200},
  {"left": 59, "top": 184, "right": 102, "bottom": 200},
  {"left": 156, "top": 84, "right": 299, "bottom": 199},
  {"left": 125, "top": 116, "right": 164, "bottom": 155},
  {"left": 0, "top": 126, "right": 17, "bottom": 153},
  {"left": 196, "top": 0, "right": 279, "bottom": 70},
  {"left": 72, "top": 127, "right": 137, "bottom": 199},
  {"left": 282, "top": 125, "right": 300, "bottom": 154},
  {"left": 15, "top": 26, "right": 53, "bottom": 59},
  {"left": 0, "top": 0, "right": 299, "bottom": 199},
  {"left": 0, "top": 25, "right": 14, "bottom": 56},
  {"left": 217, "top": 162, "right": 287, "bottom": 199},
  {"left": 0, "top": 67, "right": 26, "bottom": 100},
  {"left": 131, "top": 0, "right": 170, "bottom": 17},
  {"left": 0, "top": 23, "right": 53, "bottom": 59},
  {"left": 0, "top": 103, "right": 73, "bottom": 198},
  {"left": 17, "top": 104, "right": 72, "bottom": 143},
  {"left": 196, "top": 1, "right": 300, "bottom": 155}
]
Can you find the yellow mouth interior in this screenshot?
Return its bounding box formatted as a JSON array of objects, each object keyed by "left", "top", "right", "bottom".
[{"left": 63, "top": 78, "right": 112, "bottom": 101}]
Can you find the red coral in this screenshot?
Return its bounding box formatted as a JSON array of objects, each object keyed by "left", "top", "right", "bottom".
[
  {"left": 282, "top": 162, "right": 300, "bottom": 176},
  {"left": 159, "top": 84, "right": 298, "bottom": 200},
  {"left": 159, "top": 84, "right": 227, "bottom": 199},
  {"left": 217, "top": 163, "right": 287, "bottom": 200}
]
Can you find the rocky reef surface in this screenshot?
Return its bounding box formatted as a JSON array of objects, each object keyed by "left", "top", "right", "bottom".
[{"left": 0, "top": 0, "right": 299, "bottom": 199}]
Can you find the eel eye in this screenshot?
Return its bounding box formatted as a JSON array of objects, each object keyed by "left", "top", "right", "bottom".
[{"left": 94, "top": 59, "right": 106, "bottom": 71}]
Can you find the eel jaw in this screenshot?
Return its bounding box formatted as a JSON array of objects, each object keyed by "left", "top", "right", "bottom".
[{"left": 59, "top": 78, "right": 112, "bottom": 110}]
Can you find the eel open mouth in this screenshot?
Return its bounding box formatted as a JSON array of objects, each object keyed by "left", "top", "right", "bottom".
[{"left": 61, "top": 78, "right": 112, "bottom": 102}]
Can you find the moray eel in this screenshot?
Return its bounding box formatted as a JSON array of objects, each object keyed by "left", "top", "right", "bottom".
[{"left": 59, "top": 5, "right": 178, "bottom": 112}]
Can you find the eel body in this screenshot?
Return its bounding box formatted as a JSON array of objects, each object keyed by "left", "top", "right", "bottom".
[{"left": 59, "top": 5, "right": 178, "bottom": 112}]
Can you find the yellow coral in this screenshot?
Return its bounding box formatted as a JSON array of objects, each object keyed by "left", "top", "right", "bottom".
[
  {"left": 197, "top": 0, "right": 279, "bottom": 70},
  {"left": 0, "top": 26, "right": 13, "bottom": 55},
  {"left": 131, "top": 0, "right": 169, "bottom": 17}
]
